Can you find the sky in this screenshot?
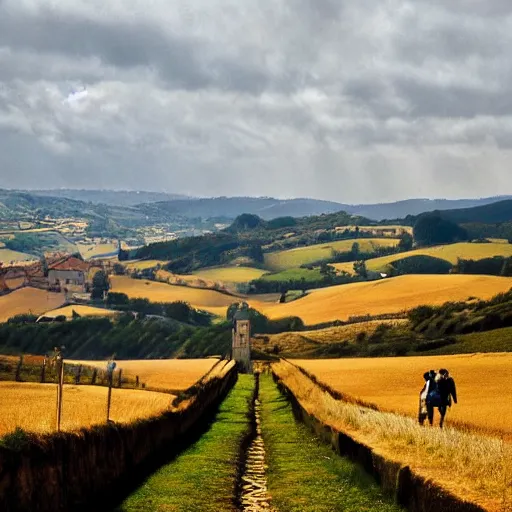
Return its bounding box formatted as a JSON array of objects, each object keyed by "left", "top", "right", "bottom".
[{"left": 1, "top": 0, "right": 512, "bottom": 203}]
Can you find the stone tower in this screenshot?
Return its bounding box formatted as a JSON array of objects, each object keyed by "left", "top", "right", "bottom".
[{"left": 232, "top": 303, "right": 252, "bottom": 374}]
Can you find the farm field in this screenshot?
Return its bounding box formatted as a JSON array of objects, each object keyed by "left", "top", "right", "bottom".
[
  {"left": 191, "top": 266, "right": 267, "bottom": 283},
  {"left": 69, "top": 358, "right": 220, "bottom": 391},
  {"left": 123, "top": 259, "right": 169, "bottom": 271},
  {"left": 42, "top": 305, "right": 120, "bottom": 319},
  {"left": 333, "top": 241, "right": 512, "bottom": 274},
  {"left": 0, "top": 287, "right": 65, "bottom": 323},
  {"left": 259, "top": 267, "right": 322, "bottom": 282},
  {"left": 260, "top": 274, "right": 512, "bottom": 324},
  {"left": 116, "top": 375, "right": 254, "bottom": 512},
  {"left": 77, "top": 243, "right": 119, "bottom": 258},
  {"left": 264, "top": 238, "right": 400, "bottom": 271},
  {"left": 0, "top": 248, "right": 36, "bottom": 264},
  {"left": 0, "top": 382, "right": 170, "bottom": 436},
  {"left": 296, "top": 353, "right": 512, "bottom": 438},
  {"left": 110, "top": 275, "right": 239, "bottom": 316},
  {"left": 260, "top": 374, "right": 402, "bottom": 512}
]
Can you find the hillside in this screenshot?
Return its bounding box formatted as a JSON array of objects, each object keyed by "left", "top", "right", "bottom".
[
  {"left": 0, "top": 287, "right": 66, "bottom": 322},
  {"left": 333, "top": 241, "right": 512, "bottom": 274},
  {"left": 429, "top": 199, "right": 512, "bottom": 224},
  {"left": 264, "top": 238, "right": 399, "bottom": 271},
  {"left": 259, "top": 274, "right": 512, "bottom": 324}
]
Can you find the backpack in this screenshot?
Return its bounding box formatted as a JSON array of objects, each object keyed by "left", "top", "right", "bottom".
[{"left": 426, "top": 376, "right": 442, "bottom": 407}]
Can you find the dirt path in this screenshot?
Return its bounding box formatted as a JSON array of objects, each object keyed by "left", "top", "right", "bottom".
[{"left": 240, "top": 376, "right": 274, "bottom": 511}]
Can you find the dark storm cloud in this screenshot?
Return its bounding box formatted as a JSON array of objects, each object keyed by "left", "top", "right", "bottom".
[{"left": 0, "top": 0, "right": 512, "bottom": 201}]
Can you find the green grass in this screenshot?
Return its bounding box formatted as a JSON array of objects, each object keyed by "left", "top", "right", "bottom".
[
  {"left": 426, "top": 326, "right": 512, "bottom": 355},
  {"left": 259, "top": 374, "right": 403, "bottom": 512},
  {"left": 259, "top": 267, "right": 323, "bottom": 282},
  {"left": 115, "top": 375, "right": 254, "bottom": 512},
  {"left": 264, "top": 238, "right": 399, "bottom": 271}
]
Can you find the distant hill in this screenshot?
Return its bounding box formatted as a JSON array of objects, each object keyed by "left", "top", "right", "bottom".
[
  {"left": 132, "top": 195, "right": 512, "bottom": 221},
  {"left": 345, "top": 197, "right": 512, "bottom": 221},
  {"left": 20, "top": 190, "right": 512, "bottom": 220},
  {"left": 427, "top": 199, "right": 512, "bottom": 224},
  {"left": 28, "top": 189, "right": 190, "bottom": 207}
]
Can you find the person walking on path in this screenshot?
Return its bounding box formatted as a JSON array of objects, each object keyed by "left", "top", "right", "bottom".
[{"left": 424, "top": 368, "right": 457, "bottom": 428}]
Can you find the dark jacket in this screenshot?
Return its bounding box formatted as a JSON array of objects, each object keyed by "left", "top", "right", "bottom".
[{"left": 438, "top": 377, "right": 457, "bottom": 407}]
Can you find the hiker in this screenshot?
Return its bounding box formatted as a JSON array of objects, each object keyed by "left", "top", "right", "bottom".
[
  {"left": 418, "top": 371, "right": 430, "bottom": 425},
  {"left": 425, "top": 368, "right": 457, "bottom": 428}
]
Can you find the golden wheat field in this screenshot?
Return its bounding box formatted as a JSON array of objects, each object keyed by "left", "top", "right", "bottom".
[
  {"left": 76, "top": 243, "right": 119, "bottom": 258},
  {"left": 260, "top": 274, "right": 512, "bottom": 324},
  {"left": 69, "top": 358, "right": 220, "bottom": 391},
  {"left": 263, "top": 238, "right": 400, "bottom": 271},
  {"left": 0, "top": 382, "right": 171, "bottom": 436},
  {"left": 296, "top": 353, "right": 512, "bottom": 438},
  {"left": 334, "top": 241, "right": 512, "bottom": 274},
  {"left": 273, "top": 360, "right": 511, "bottom": 512},
  {"left": 0, "top": 287, "right": 66, "bottom": 323},
  {"left": 43, "top": 305, "right": 120, "bottom": 319},
  {"left": 110, "top": 276, "right": 238, "bottom": 316}
]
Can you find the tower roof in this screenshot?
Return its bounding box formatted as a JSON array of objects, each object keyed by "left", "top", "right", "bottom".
[{"left": 233, "top": 309, "right": 250, "bottom": 321}]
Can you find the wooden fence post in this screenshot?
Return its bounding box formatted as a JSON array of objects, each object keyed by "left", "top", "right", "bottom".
[
  {"left": 40, "top": 356, "right": 47, "bottom": 383},
  {"left": 55, "top": 349, "right": 64, "bottom": 432},
  {"left": 117, "top": 369, "right": 123, "bottom": 388},
  {"left": 91, "top": 368, "right": 97, "bottom": 385},
  {"left": 15, "top": 355, "right": 23, "bottom": 382},
  {"left": 106, "top": 360, "right": 116, "bottom": 423},
  {"left": 135, "top": 375, "right": 139, "bottom": 388},
  {"left": 75, "top": 365, "right": 82, "bottom": 385}
]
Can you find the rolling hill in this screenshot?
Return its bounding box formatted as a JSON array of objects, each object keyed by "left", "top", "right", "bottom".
[
  {"left": 258, "top": 274, "right": 512, "bottom": 324},
  {"left": 264, "top": 238, "right": 399, "bottom": 271},
  {"left": 333, "top": 241, "right": 512, "bottom": 274}
]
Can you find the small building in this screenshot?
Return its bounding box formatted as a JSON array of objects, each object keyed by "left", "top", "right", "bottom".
[
  {"left": 232, "top": 303, "right": 252, "bottom": 374},
  {"left": 48, "top": 256, "right": 90, "bottom": 293}
]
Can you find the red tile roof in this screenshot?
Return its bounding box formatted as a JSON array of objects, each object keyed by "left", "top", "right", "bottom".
[{"left": 49, "top": 256, "right": 90, "bottom": 272}]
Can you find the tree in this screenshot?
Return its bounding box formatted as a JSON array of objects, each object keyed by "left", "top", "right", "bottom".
[
  {"left": 413, "top": 214, "right": 468, "bottom": 247},
  {"left": 501, "top": 257, "right": 512, "bottom": 277},
  {"left": 351, "top": 242, "right": 360, "bottom": 259},
  {"left": 397, "top": 232, "right": 413, "bottom": 252},
  {"left": 92, "top": 270, "right": 110, "bottom": 299},
  {"left": 112, "top": 263, "right": 125, "bottom": 275},
  {"left": 353, "top": 260, "right": 368, "bottom": 279}
]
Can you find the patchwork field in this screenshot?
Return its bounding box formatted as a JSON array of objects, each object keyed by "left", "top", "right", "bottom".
[
  {"left": 260, "top": 274, "right": 512, "bottom": 324},
  {"left": 69, "top": 358, "right": 221, "bottom": 391},
  {"left": 296, "top": 353, "right": 512, "bottom": 438},
  {"left": 333, "top": 241, "right": 512, "bottom": 274},
  {"left": 0, "top": 287, "right": 66, "bottom": 323},
  {"left": 0, "top": 383, "right": 170, "bottom": 436},
  {"left": 0, "top": 248, "right": 36, "bottom": 264},
  {"left": 264, "top": 238, "right": 400, "bottom": 271}
]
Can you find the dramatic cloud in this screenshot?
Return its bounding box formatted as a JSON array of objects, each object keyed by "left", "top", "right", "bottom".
[{"left": 1, "top": 0, "right": 512, "bottom": 202}]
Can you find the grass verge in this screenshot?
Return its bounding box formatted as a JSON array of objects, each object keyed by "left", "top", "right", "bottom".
[
  {"left": 114, "top": 374, "right": 254, "bottom": 512},
  {"left": 259, "top": 373, "right": 403, "bottom": 512}
]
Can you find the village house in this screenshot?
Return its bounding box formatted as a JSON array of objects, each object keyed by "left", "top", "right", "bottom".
[{"left": 48, "top": 256, "right": 90, "bottom": 293}]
